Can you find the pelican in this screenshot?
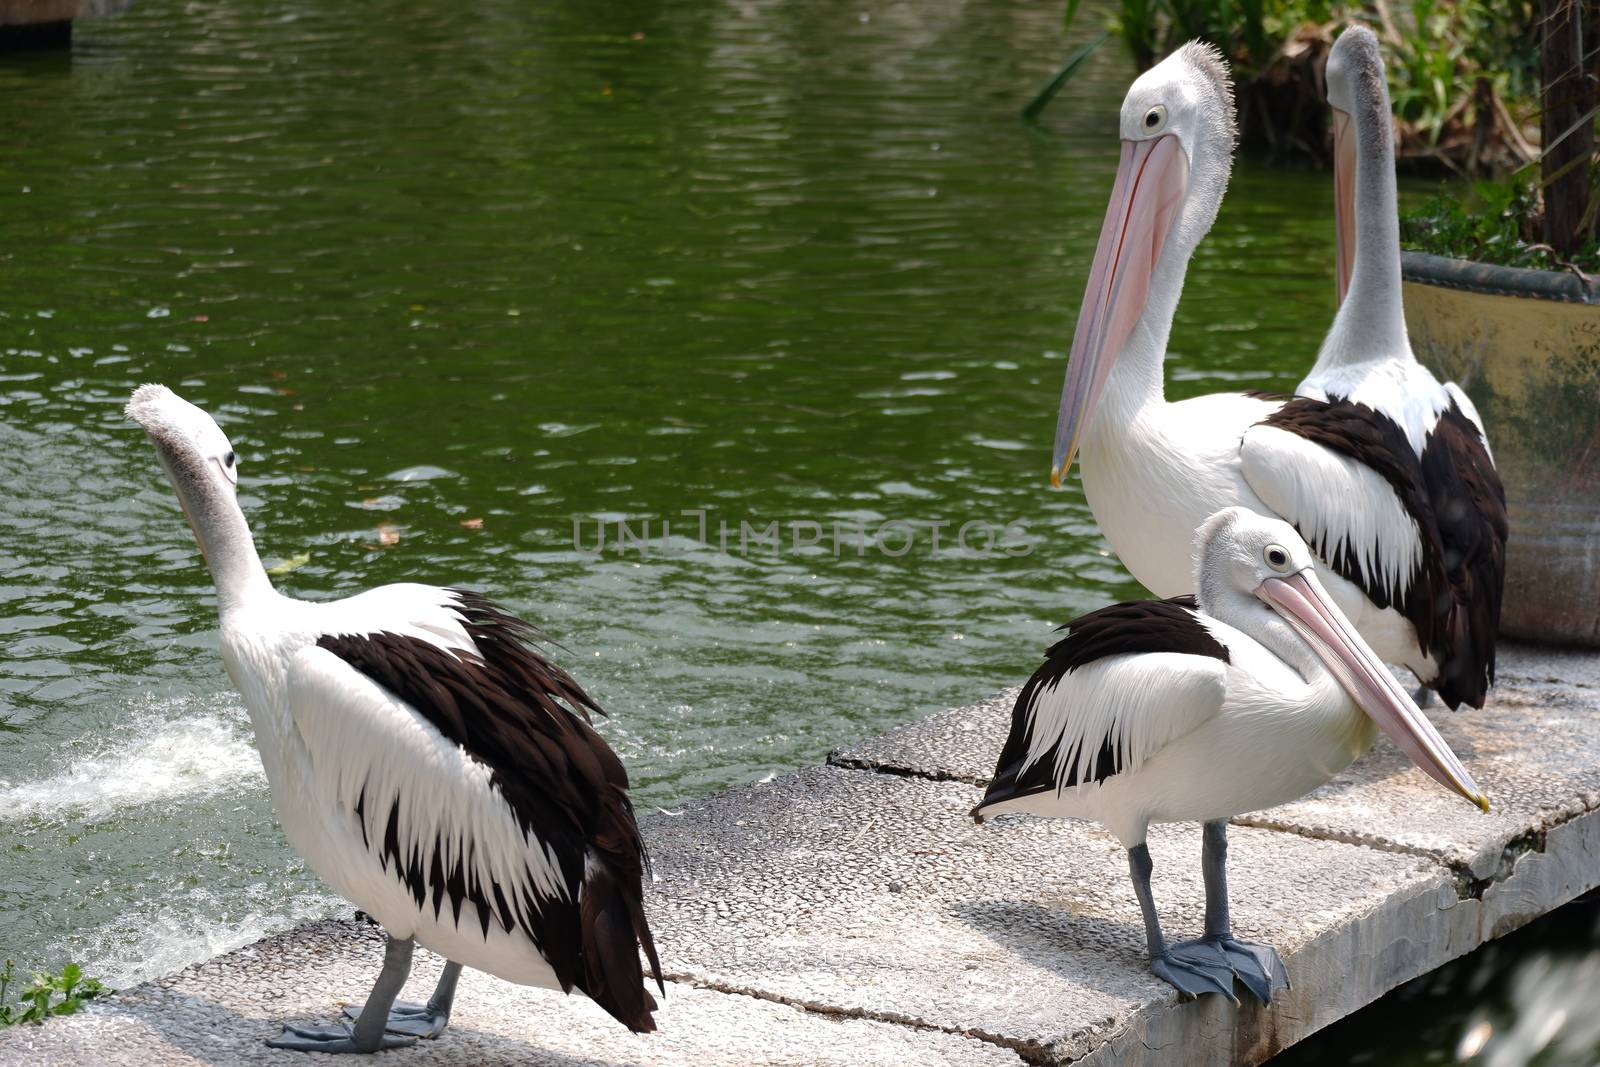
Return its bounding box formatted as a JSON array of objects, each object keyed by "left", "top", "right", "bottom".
[
  {"left": 1048, "top": 41, "right": 1504, "bottom": 710},
  {"left": 126, "top": 385, "right": 663, "bottom": 1053},
  {"left": 1298, "top": 24, "right": 1506, "bottom": 705},
  {"left": 973, "top": 507, "right": 1487, "bottom": 1003}
]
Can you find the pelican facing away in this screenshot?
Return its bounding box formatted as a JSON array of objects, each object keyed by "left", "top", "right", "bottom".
[
  {"left": 1049, "top": 41, "right": 1502, "bottom": 709},
  {"left": 127, "top": 385, "right": 662, "bottom": 1053},
  {"left": 1298, "top": 24, "right": 1506, "bottom": 706},
  {"left": 973, "top": 507, "right": 1487, "bottom": 1002}
]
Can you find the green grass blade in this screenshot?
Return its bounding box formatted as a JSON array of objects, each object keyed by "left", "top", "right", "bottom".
[
  {"left": 1061, "top": 0, "right": 1083, "bottom": 36},
  {"left": 1022, "top": 30, "right": 1111, "bottom": 121}
]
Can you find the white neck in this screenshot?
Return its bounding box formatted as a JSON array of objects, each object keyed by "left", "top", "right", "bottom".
[
  {"left": 1092, "top": 290, "right": 1177, "bottom": 431},
  {"left": 171, "top": 463, "right": 277, "bottom": 619},
  {"left": 1314, "top": 84, "right": 1410, "bottom": 372},
  {"left": 1198, "top": 576, "right": 1323, "bottom": 680}
]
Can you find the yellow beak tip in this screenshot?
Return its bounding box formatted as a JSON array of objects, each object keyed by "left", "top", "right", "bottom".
[
  {"left": 1049, "top": 467, "right": 1064, "bottom": 490},
  {"left": 1475, "top": 794, "right": 1491, "bottom": 814}
]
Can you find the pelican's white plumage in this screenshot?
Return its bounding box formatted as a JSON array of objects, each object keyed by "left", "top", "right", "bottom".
[
  {"left": 974, "top": 507, "right": 1487, "bottom": 1003},
  {"left": 1047, "top": 40, "right": 1504, "bottom": 709},
  {"left": 1015, "top": 650, "right": 1227, "bottom": 814},
  {"left": 128, "top": 384, "right": 662, "bottom": 1053},
  {"left": 281, "top": 635, "right": 569, "bottom": 983},
  {"left": 1239, "top": 423, "right": 1423, "bottom": 602}
]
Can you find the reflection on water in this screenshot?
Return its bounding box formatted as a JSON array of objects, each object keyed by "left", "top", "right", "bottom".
[
  {"left": 1270, "top": 893, "right": 1600, "bottom": 1066},
  {"left": 1, "top": 0, "right": 1346, "bottom": 1003}
]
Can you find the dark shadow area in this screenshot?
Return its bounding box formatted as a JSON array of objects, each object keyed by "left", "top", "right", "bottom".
[
  {"left": 0, "top": 20, "right": 71, "bottom": 50},
  {"left": 1270, "top": 889, "right": 1600, "bottom": 1066},
  {"left": 950, "top": 896, "right": 1171, "bottom": 1006}
]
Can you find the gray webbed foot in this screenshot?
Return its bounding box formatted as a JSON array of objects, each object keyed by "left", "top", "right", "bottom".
[
  {"left": 1216, "top": 936, "right": 1290, "bottom": 1005},
  {"left": 341, "top": 1000, "right": 450, "bottom": 1038},
  {"left": 1152, "top": 940, "right": 1238, "bottom": 1004},
  {"left": 266, "top": 1021, "right": 417, "bottom": 1053}
]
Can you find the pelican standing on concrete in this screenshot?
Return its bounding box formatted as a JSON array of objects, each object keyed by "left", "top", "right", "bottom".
[
  {"left": 973, "top": 507, "right": 1487, "bottom": 1002},
  {"left": 127, "top": 385, "right": 663, "bottom": 1053},
  {"left": 1294, "top": 24, "right": 1506, "bottom": 706},
  {"left": 1049, "top": 41, "right": 1502, "bottom": 709}
]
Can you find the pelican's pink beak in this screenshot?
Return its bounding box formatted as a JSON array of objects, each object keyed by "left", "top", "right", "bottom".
[
  {"left": 1332, "top": 108, "right": 1357, "bottom": 304},
  {"left": 1259, "top": 570, "right": 1489, "bottom": 812},
  {"left": 1051, "top": 135, "right": 1188, "bottom": 488}
]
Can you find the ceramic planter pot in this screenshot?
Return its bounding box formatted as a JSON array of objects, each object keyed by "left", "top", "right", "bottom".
[{"left": 1402, "top": 250, "right": 1600, "bottom": 647}]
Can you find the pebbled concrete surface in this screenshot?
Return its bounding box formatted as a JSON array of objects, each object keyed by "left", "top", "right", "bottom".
[
  {"left": 643, "top": 767, "right": 1443, "bottom": 1065},
  {"left": 3, "top": 642, "right": 1597, "bottom": 1066},
  {"left": 0, "top": 920, "right": 1022, "bottom": 1067}
]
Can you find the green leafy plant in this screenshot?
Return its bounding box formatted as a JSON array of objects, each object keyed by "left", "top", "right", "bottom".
[
  {"left": 1066, "top": 0, "right": 1542, "bottom": 172},
  {"left": 1402, "top": 1, "right": 1599, "bottom": 268},
  {"left": 0, "top": 961, "right": 109, "bottom": 1027},
  {"left": 1022, "top": 31, "right": 1112, "bottom": 119},
  {"left": 1401, "top": 171, "right": 1600, "bottom": 273}
]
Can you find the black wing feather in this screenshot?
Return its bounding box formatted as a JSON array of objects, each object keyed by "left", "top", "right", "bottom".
[
  {"left": 1260, "top": 397, "right": 1505, "bottom": 708},
  {"left": 974, "top": 596, "right": 1229, "bottom": 817},
  {"left": 1418, "top": 404, "right": 1507, "bottom": 707},
  {"left": 316, "top": 588, "right": 662, "bottom": 1032}
]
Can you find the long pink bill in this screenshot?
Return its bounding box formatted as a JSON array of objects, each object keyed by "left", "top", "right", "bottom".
[
  {"left": 1259, "top": 570, "right": 1489, "bottom": 812},
  {"left": 1332, "top": 108, "right": 1357, "bottom": 304},
  {"left": 1051, "top": 135, "right": 1188, "bottom": 488}
]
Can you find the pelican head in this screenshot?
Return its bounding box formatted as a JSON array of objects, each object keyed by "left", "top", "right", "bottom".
[
  {"left": 1050, "top": 41, "right": 1238, "bottom": 487},
  {"left": 1196, "top": 507, "right": 1489, "bottom": 812},
  {"left": 1326, "top": 24, "right": 1387, "bottom": 303},
  {"left": 126, "top": 384, "right": 241, "bottom": 562}
]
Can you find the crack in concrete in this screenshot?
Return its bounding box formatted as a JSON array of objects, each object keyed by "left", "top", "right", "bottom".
[
  {"left": 661, "top": 968, "right": 1047, "bottom": 1065},
  {"left": 831, "top": 758, "right": 1572, "bottom": 902},
  {"left": 1235, "top": 793, "right": 1600, "bottom": 903},
  {"left": 826, "top": 752, "right": 988, "bottom": 787},
  {"left": 830, "top": 757, "right": 1558, "bottom": 902},
  {"left": 1226, "top": 816, "right": 1452, "bottom": 866}
]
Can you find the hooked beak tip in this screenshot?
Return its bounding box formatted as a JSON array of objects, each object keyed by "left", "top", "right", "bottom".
[
  {"left": 1473, "top": 792, "right": 1491, "bottom": 814},
  {"left": 1049, "top": 466, "right": 1064, "bottom": 490}
]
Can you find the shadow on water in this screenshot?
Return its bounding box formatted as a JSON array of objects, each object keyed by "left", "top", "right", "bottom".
[{"left": 1271, "top": 891, "right": 1600, "bottom": 1066}]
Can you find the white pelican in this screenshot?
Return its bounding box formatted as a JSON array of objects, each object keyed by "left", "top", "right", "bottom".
[
  {"left": 1048, "top": 41, "right": 1503, "bottom": 709},
  {"left": 126, "top": 385, "right": 663, "bottom": 1053},
  {"left": 1298, "top": 24, "right": 1506, "bottom": 705},
  {"left": 973, "top": 507, "right": 1487, "bottom": 1002}
]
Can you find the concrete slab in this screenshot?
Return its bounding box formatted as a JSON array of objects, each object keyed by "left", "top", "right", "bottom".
[
  {"left": 0, "top": 919, "right": 1021, "bottom": 1067},
  {"left": 643, "top": 767, "right": 1444, "bottom": 1065},
  {"left": 829, "top": 688, "right": 1017, "bottom": 786}
]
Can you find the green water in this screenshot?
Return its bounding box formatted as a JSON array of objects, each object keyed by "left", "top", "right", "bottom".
[{"left": 1, "top": 0, "right": 1359, "bottom": 1018}]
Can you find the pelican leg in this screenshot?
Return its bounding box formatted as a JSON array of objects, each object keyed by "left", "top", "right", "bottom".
[
  {"left": 1170, "top": 820, "right": 1290, "bottom": 1005},
  {"left": 343, "top": 959, "right": 462, "bottom": 1038},
  {"left": 267, "top": 935, "right": 418, "bottom": 1053},
  {"left": 1128, "top": 843, "right": 1236, "bottom": 1003}
]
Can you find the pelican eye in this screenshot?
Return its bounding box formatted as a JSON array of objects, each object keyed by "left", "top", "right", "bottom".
[
  {"left": 1142, "top": 105, "right": 1167, "bottom": 133},
  {"left": 1265, "top": 544, "right": 1290, "bottom": 571},
  {"left": 224, "top": 450, "right": 236, "bottom": 468}
]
